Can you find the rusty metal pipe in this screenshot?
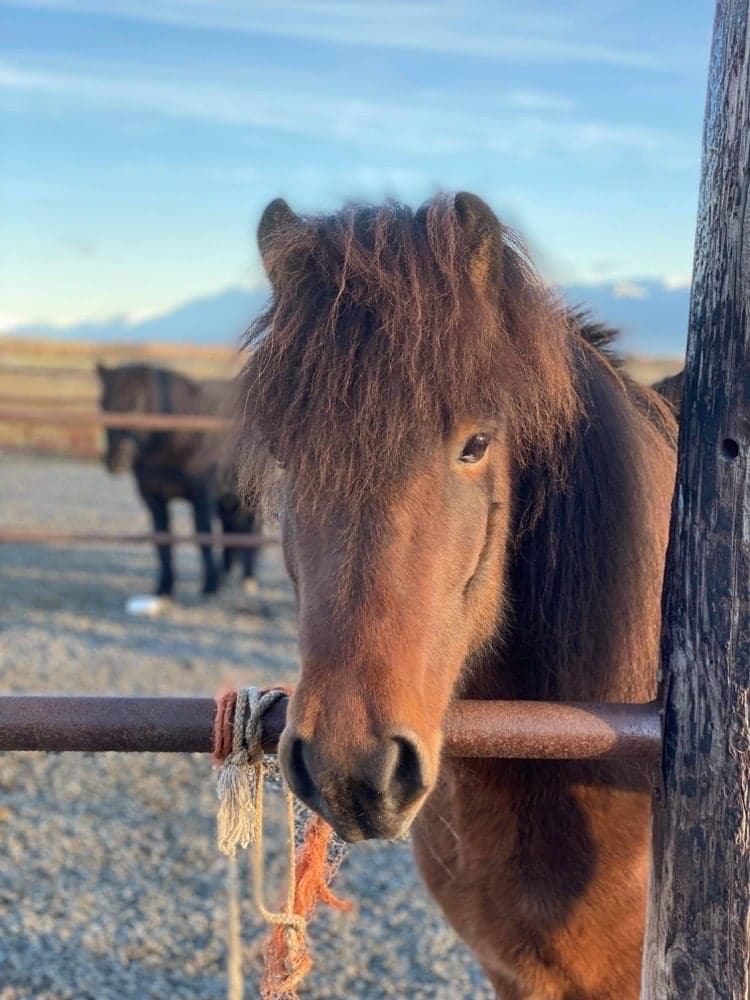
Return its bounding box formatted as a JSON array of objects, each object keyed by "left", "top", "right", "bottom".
[
  {"left": 0, "top": 529, "right": 278, "bottom": 549},
  {"left": 444, "top": 700, "right": 661, "bottom": 759},
  {"left": 0, "top": 695, "right": 661, "bottom": 759}
]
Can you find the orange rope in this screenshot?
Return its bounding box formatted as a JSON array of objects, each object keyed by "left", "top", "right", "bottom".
[{"left": 261, "top": 814, "right": 353, "bottom": 999}]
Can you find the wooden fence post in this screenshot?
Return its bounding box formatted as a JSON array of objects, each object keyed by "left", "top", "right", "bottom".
[{"left": 641, "top": 0, "right": 750, "bottom": 995}]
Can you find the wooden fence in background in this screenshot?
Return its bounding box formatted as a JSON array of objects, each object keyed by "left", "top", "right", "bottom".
[{"left": 0, "top": 337, "right": 239, "bottom": 458}]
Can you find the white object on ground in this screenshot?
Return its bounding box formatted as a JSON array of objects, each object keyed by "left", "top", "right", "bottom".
[{"left": 125, "top": 595, "right": 170, "bottom": 616}]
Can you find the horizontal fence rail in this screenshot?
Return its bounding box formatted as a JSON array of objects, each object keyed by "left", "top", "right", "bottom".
[
  {"left": 0, "top": 529, "right": 278, "bottom": 548},
  {"left": 0, "top": 695, "right": 662, "bottom": 759},
  {"left": 0, "top": 407, "right": 231, "bottom": 432},
  {"left": 0, "top": 396, "right": 97, "bottom": 408},
  {"left": 0, "top": 365, "right": 96, "bottom": 379}
]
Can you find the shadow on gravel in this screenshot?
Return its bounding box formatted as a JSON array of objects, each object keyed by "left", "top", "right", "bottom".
[
  {"left": 0, "top": 546, "right": 295, "bottom": 622},
  {"left": 0, "top": 618, "right": 298, "bottom": 673}
]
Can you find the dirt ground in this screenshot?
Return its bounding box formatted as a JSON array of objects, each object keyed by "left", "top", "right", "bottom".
[{"left": 0, "top": 453, "right": 491, "bottom": 999}]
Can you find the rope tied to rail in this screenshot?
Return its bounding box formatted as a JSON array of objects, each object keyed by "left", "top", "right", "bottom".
[
  {"left": 213, "top": 687, "right": 352, "bottom": 1000},
  {"left": 215, "top": 686, "right": 286, "bottom": 855}
]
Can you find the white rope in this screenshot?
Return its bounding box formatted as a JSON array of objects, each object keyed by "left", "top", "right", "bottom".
[
  {"left": 216, "top": 686, "right": 296, "bottom": 1000},
  {"left": 226, "top": 853, "right": 244, "bottom": 1000}
]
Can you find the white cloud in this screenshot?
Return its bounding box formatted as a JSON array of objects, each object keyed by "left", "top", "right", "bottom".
[
  {"left": 486, "top": 118, "right": 665, "bottom": 157},
  {"left": 612, "top": 281, "right": 650, "bottom": 299},
  {"left": 349, "top": 165, "right": 430, "bottom": 192},
  {"left": 0, "top": 59, "right": 681, "bottom": 162},
  {"left": 123, "top": 304, "right": 173, "bottom": 325},
  {"left": 0, "top": 314, "right": 24, "bottom": 332},
  {"left": 0, "top": 60, "right": 457, "bottom": 154},
  {"left": 661, "top": 275, "right": 692, "bottom": 291},
  {"left": 505, "top": 90, "right": 575, "bottom": 113},
  {"left": 4, "top": 0, "right": 675, "bottom": 69},
  {"left": 0, "top": 63, "right": 48, "bottom": 90}
]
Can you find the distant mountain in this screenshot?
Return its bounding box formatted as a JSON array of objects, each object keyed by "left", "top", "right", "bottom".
[
  {"left": 563, "top": 279, "right": 688, "bottom": 357},
  {"left": 7, "top": 286, "right": 270, "bottom": 347},
  {"left": 6, "top": 279, "right": 688, "bottom": 357}
]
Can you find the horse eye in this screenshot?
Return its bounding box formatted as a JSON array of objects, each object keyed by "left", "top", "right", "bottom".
[{"left": 459, "top": 433, "right": 490, "bottom": 464}]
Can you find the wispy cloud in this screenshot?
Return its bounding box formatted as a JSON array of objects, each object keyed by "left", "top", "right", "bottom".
[
  {"left": 5, "top": 0, "right": 686, "bottom": 69},
  {"left": 613, "top": 281, "right": 650, "bottom": 300},
  {"left": 505, "top": 90, "right": 575, "bottom": 113},
  {"left": 0, "top": 61, "right": 460, "bottom": 154},
  {"left": 0, "top": 59, "right": 682, "bottom": 162},
  {"left": 661, "top": 275, "right": 692, "bottom": 291},
  {"left": 348, "top": 165, "right": 431, "bottom": 193},
  {"left": 122, "top": 303, "right": 175, "bottom": 325},
  {"left": 1, "top": 0, "right": 708, "bottom": 326}
]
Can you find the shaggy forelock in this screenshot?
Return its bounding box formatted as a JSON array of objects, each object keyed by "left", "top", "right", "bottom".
[{"left": 234, "top": 194, "right": 581, "bottom": 512}]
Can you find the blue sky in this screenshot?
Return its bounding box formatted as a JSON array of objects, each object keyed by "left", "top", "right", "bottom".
[{"left": 0, "top": 1, "right": 713, "bottom": 329}]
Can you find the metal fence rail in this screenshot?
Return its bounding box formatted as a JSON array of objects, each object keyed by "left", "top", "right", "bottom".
[{"left": 0, "top": 695, "right": 661, "bottom": 759}]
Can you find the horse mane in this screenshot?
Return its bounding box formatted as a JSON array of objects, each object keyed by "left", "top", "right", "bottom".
[
  {"left": 568, "top": 309, "right": 620, "bottom": 358},
  {"left": 234, "top": 195, "right": 582, "bottom": 512},
  {"left": 494, "top": 342, "right": 675, "bottom": 702}
]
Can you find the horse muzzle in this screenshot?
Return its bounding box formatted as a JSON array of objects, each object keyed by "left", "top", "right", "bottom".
[{"left": 279, "top": 727, "right": 431, "bottom": 842}]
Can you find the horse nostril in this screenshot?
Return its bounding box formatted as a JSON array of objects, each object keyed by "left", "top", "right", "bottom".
[
  {"left": 281, "top": 730, "right": 430, "bottom": 841},
  {"left": 286, "top": 736, "right": 318, "bottom": 805},
  {"left": 389, "top": 734, "right": 428, "bottom": 809}
]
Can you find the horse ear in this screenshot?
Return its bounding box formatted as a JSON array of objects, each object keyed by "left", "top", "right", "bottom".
[
  {"left": 454, "top": 192, "right": 502, "bottom": 289},
  {"left": 96, "top": 362, "right": 108, "bottom": 379},
  {"left": 257, "top": 198, "right": 298, "bottom": 276}
]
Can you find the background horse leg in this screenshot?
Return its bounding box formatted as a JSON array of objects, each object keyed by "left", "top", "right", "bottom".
[
  {"left": 190, "top": 482, "right": 219, "bottom": 595},
  {"left": 237, "top": 507, "right": 259, "bottom": 590},
  {"left": 139, "top": 490, "right": 174, "bottom": 596},
  {"left": 217, "top": 496, "right": 235, "bottom": 577},
  {"left": 218, "top": 496, "right": 259, "bottom": 592}
]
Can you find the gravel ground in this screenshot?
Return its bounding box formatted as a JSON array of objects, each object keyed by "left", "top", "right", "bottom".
[{"left": 0, "top": 454, "right": 491, "bottom": 1000}]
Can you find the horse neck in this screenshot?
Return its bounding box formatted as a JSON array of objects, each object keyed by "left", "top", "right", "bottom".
[
  {"left": 134, "top": 370, "right": 185, "bottom": 461},
  {"left": 141, "top": 368, "right": 186, "bottom": 413},
  {"left": 470, "top": 350, "right": 675, "bottom": 704},
  {"left": 151, "top": 369, "right": 174, "bottom": 413}
]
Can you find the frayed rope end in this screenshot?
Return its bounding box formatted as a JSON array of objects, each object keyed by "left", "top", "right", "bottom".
[{"left": 261, "top": 814, "right": 354, "bottom": 1000}]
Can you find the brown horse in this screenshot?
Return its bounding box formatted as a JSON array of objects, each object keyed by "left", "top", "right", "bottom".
[{"left": 234, "top": 194, "right": 677, "bottom": 998}]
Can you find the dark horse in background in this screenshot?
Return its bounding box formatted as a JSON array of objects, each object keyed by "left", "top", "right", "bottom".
[
  {"left": 97, "top": 363, "right": 259, "bottom": 596},
  {"left": 234, "top": 194, "right": 677, "bottom": 998}
]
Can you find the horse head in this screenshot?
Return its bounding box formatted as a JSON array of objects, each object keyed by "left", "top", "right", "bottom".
[
  {"left": 96, "top": 363, "right": 155, "bottom": 474},
  {"left": 235, "top": 193, "right": 581, "bottom": 841}
]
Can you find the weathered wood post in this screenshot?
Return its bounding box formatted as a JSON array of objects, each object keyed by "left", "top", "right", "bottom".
[{"left": 641, "top": 0, "right": 750, "bottom": 995}]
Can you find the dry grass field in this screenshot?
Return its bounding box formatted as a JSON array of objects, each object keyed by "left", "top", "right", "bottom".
[{"left": 0, "top": 336, "right": 683, "bottom": 460}]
